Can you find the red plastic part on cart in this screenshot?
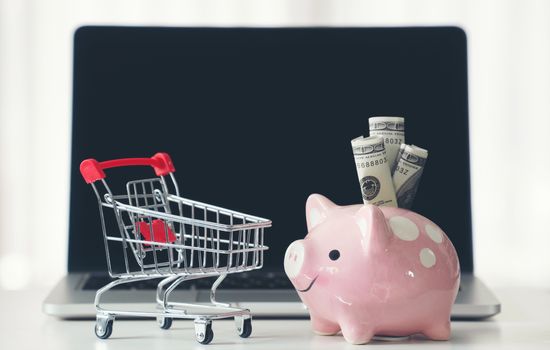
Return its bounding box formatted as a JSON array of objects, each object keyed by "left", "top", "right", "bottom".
[
  {"left": 80, "top": 152, "right": 175, "bottom": 184},
  {"left": 136, "top": 219, "right": 177, "bottom": 245}
]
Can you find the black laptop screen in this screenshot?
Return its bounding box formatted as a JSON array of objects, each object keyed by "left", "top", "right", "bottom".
[{"left": 69, "top": 26, "right": 472, "bottom": 273}]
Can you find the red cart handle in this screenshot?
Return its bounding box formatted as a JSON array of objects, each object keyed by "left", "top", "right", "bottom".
[{"left": 80, "top": 152, "right": 175, "bottom": 184}]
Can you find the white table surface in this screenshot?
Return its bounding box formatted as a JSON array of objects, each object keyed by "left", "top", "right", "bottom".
[{"left": 1, "top": 287, "right": 549, "bottom": 349}]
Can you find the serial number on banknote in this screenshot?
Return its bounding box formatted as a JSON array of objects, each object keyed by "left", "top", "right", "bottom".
[
  {"left": 384, "top": 138, "right": 404, "bottom": 145},
  {"left": 356, "top": 157, "right": 388, "bottom": 168},
  {"left": 394, "top": 165, "right": 409, "bottom": 175}
]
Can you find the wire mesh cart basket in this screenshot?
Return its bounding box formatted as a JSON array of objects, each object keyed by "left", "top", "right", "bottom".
[{"left": 80, "top": 153, "right": 271, "bottom": 344}]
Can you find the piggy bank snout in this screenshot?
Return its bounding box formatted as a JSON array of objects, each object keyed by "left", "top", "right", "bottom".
[{"left": 284, "top": 240, "right": 306, "bottom": 279}]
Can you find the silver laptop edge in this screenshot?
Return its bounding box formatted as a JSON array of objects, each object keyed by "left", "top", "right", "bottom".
[{"left": 44, "top": 272, "right": 500, "bottom": 319}]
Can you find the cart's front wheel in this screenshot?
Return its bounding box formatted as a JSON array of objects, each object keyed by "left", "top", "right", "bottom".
[
  {"left": 238, "top": 318, "right": 252, "bottom": 338},
  {"left": 157, "top": 316, "right": 172, "bottom": 330},
  {"left": 195, "top": 320, "right": 214, "bottom": 345},
  {"left": 95, "top": 318, "right": 113, "bottom": 339}
]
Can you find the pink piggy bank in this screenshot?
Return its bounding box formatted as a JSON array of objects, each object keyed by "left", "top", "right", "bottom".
[{"left": 284, "top": 194, "right": 460, "bottom": 344}]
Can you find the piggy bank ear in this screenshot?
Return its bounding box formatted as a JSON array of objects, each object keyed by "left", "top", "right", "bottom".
[
  {"left": 306, "top": 194, "right": 337, "bottom": 230},
  {"left": 355, "top": 205, "right": 392, "bottom": 249}
]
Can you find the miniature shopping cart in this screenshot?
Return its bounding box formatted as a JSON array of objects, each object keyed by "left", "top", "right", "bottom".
[{"left": 80, "top": 153, "right": 271, "bottom": 344}]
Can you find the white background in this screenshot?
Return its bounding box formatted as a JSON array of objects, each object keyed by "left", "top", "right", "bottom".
[{"left": 0, "top": 0, "right": 549, "bottom": 291}]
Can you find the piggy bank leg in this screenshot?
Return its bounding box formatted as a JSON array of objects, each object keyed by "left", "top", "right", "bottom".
[
  {"left": 422, "top": 320, "right": 451, "bottom": 341},
  {"left": 310, "top": 314, "right": 340, "bottom": 336},
  {"left": 340, "top": 320, "right": 375, "bottom": 345}
]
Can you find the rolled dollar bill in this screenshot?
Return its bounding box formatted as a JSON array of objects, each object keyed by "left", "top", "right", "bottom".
[
  {"left": 369, "top": 116, "right": 405, "bottom": 168},
  {"left": 351, "top": 135, "right": 397, "bottom": 207},
  {"left": 391, "top": 143, "right": 407, "bottom": 174},
  {"left": 392, "top": 144, "right": 428, "bottom": 209}
]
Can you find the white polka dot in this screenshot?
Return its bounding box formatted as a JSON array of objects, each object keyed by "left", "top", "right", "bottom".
[
  {"left": 419, "top": 248, "right": 436, "bottom": 268},
  {"left": 389, "top": 216, "right": 419, "bottom": 241},
  {"left": 425, "top": 224, "right": 443, "bottom": 243}
]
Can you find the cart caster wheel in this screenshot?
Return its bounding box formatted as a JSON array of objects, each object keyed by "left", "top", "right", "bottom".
[
  {"left": 195, "top": 321, "right": 214, "bottom": 345},
  {"left": 95, "top": 318, "right": 113, "bottom": 339},
  {"left": 199, "top": 326, "right": 214, "bottom": 345},
  {"left": 237, "top": 318, "right": 252, "bottom": 338},
  {"left": 157, "top": 317, "right": 172, "bottom": 330}
]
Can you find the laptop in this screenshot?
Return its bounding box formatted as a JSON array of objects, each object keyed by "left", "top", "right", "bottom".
[{"left": 43, "top": 26, "right": 500, "bottom": 319}]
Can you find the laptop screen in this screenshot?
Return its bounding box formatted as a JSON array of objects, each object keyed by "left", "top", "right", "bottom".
[{"left": 69, "top": 26, "right": 473, "bottom": 274}]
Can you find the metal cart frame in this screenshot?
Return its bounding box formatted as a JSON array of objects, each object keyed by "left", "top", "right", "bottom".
[{"left": 80, "top": 153, "right": 271, "bottom": 344}]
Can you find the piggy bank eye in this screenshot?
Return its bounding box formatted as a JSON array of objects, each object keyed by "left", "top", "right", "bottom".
[{"left": 329, "top": 249, "right": 340, "bottom": 261}]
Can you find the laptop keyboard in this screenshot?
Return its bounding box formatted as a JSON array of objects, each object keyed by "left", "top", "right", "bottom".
[{"left": 82, "top": 271, "right": 294, "bottom": 290}]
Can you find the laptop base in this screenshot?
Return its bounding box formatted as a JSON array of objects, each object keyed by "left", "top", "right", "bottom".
[{"left": 43, "top": 272, "right": 500, "bottom": 319}]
